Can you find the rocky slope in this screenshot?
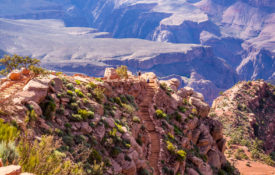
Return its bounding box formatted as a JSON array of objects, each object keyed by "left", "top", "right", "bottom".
[
  {"left": 211, "top": 80, "right": 275, "bottom": 174},
  {"left": 0, "top": 68, "right": 238, "bottom": 175}
]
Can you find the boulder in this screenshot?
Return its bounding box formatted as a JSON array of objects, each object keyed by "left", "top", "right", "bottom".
[
  {"left": 121, "top": 159, "right": 136, "bottom": 175},
  {"left": 110, "top": 159, "right": 122, "bottom": 174},
  {"left": 13, "top": 76, "right": 57, "bottom": 104},
  {"left": 95, "top": 124, "right": 105, "bottom": 141},
  {"left": 50, "top": 78, "right": 63, "bottom": 92},
  {"left": 189, "top": 97, "right": 210, "bottom": 118},
  {"left": 186, "top": 168, "right": 200, "bottom": 175},
  {"left": 191, "top": 92, "right": 204, "bottom": 101},
  {"left": 191, "top": 129, "right": 201, "bottom": 144},
  {"left": 178, "top": 87, "right": 194, "bottom": 98},
  {"left": 0, "top": 165, "right": 21, "bottom": 175},
  {"left": 81, "top": 122, "right": 92, "bottom": 134},
  {"left": 207, "top": 149, "right": 221, "bottom": 169},
  {"left": 8, "top": 70, "right": 22, "bottom": 81},
  {"left": 104, "top": 118, "right": 115, "bottom": 128},
  {"left": 186, "top": 117, "right": 199, "bottom": 130},
  {"left": 104, "top": 68, "right": 119, "bottom": 79},
  {"left": 189, "top": 156, "right": 213, "bottom": 175},
  {"left": 161, "top": 78, "right": 180, "bottom": 91}
]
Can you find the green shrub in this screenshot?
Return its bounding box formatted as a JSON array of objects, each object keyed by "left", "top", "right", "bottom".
[
  {"left": 191, "top": 108, "right": 197, "bottom": 114},
  {"left": 83, "top": 98, "right": 89, "bottom": 104},
  {"left": 18, "top": 135, "right": 83, "bottom": 175},
  {"left": 221, "top": 162, "right": 237, "bottom": 174},
  {"left": 115, "top": 123, "right": 127, "bottom": 133},
  {"left": 56, "top": 107, "right": 65, "bottom": 115},
  {"left": 70, "top": 103, "right": 79, "bottom": 111},
  {"left": 133, "top": 116, "right": 141, "bottom": 123},
  {"left": 62, "top": 135, "right": 75, "bottom": 146},
  {"left": 173, "top": 112, "right": 182, "bottom": 122},
  {"left": 122, "top": 104, "right": 135, "bottom": 114},
  {"left": 75, "top": 89, "right": 84, "bottom": 98},
  {"left": 173, "top": 125, "right": 182, "bottom": 136},
  {"left": 234, "top": 148, "right": 248, "bottom": 160},
  {"left": 167, "top": 133, "right": 175, "bottom": 140},
  {"left": 95, "top": 78, "right": 103, "bottom": 82},
  {"left": 183, "top": 98, "right": 188, "bottom": 105},
  {"left": 74, "top": 135, "right": 86, "bottom": 144},
  {"left": 0, "top": 54, "right": 40, "bottom": 75},
  {"left": 178, "top": 106, "right": 186, "bottom": 113},
  {"left": 64, "top": 123, "right": 72, "bottom": 129},
  {"left": 41, "top": 100, "right": 56, "bottom": 120},
  {"left": 88, "top": 82, "right": 97, "bottom": 89},
  {"left": 93, "top": 87, "right": 105, "bottom": 102},
  {"left": 0, "top": 141, "right": 18, "bottom": 165},
  {"left": 110, "top": 146, "right": 121, "bottom": 158},
  {"left": 113, "top": 97, "right": 123, "bottom": 107},
  {"left": 71, "top": 114, "right": 83, "bottom": 121},
  {"left": 66, "top": 83, "right": 74, "bottom": 90},
  {"left": 116, "top": 65, "right": 128, "bottom": 79},
  {"left": 166, "top": 141, "right": 176, "bottom": 153},
  {"left": 176, "top": 150, "right": 186, "bottom": 161},
  {"left": 78, "top": 109, "right": 94, "bottom": 120},
  {"left": 137, "top": 168, "right": 150, "bottom": 175},
  {"left": 67, "top": 90, "right": 75, "bottom": 96},
  {"left": 75, "top": 80, "right": 81, "bottom": 85},
  {"left": 0, "top": 119, "right": 19, "bottom": 143},
  {"left": 160, "top": 83, "right": 167, "bottom": 90},
  {"left": 155, "top": 109, "right": 167, "bottom": 118},
  {"left": 237, "top": 104, "right": 247, "bottom": 111},
  {"left": 120, "top": 95, "right": 128, "bottom": 104},
  {"left": 136, "top": 134, "right": 143, "bottom": 146}
]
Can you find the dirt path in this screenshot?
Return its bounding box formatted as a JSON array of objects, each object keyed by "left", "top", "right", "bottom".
[
  {"left": 226, "top": 144, "right": 275, "bottom": 175},
  {"left": 233, "top": 160, "right": 275, "bottom": 175},
  {"left": 139, "top": 82, "right": 160, "bottom": 175}
]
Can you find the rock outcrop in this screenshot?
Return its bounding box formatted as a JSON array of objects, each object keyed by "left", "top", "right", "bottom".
[
  {"left": 0, "top": 69, "right": 236, "bottom": 175},
  {"left": 211, "top": 80, "right": 275, "bottom": 174}
]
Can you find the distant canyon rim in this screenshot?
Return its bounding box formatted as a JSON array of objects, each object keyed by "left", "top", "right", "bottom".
[{"left": 0, "top": 0, "right": 274, "bottom": 103}]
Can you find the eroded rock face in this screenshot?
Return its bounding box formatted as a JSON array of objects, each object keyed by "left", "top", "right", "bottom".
[
  {"left": 211, "top": 80, "right": 275, "bottom": 170},
  {"left": 0, "top": 70, "right": 232, "bottom": 175}
]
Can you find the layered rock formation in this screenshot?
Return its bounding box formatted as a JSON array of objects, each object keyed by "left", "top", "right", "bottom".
[
  {"left": 0, "top": 18, "right": 240, "bottom": 104},
  {"left": 0, "top": 69, "right": 238, "bottom": 175}
]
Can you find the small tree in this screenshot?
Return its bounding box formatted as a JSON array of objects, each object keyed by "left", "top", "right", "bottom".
[
  {"left": 116, "top": 65, "right": 128, "bottom": 79},
  {"left": 0, "top": 54, "right": 40, "bottom": 75}
]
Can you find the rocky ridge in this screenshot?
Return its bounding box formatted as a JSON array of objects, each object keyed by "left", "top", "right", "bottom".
[
  {"left": 0, "top": 68, "right": 237, "bottom": 175},
  {"left": 211, "top": 80, "right": 275, "bottom": 174}
]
